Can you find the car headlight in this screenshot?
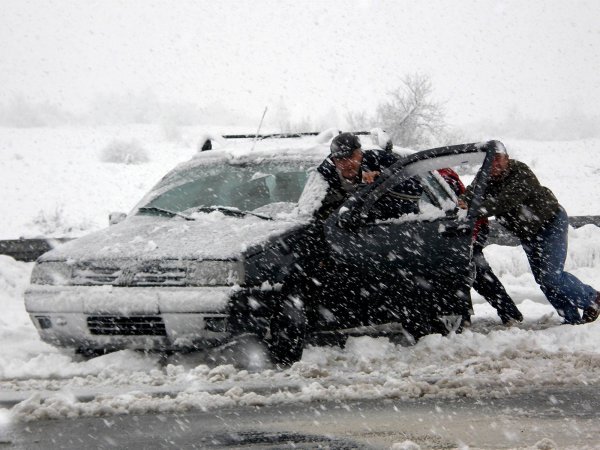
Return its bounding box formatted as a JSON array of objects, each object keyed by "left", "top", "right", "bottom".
[
  {"left": 186, "top": 260, "right": 245, "bottom": 286},
  {"left": 30, "top": 261, "right": 73, "bottom": 285}
]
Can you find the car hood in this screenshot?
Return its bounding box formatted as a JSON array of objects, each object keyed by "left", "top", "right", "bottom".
[{"left": 39, "top": 212, "right": 306, "bottom": 262}]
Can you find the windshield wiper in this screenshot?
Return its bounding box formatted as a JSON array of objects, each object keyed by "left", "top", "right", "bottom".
[
  {"left": 137, "top": 206, "right": 194, "bottom": 221},
  {"left": 192, "top": 206, "right": 273, "bottom": 220},
  {"left": 139, "top": 205, "right": 273, "bottom": 221}
]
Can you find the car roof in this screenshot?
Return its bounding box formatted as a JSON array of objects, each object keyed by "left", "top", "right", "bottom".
[
  {"left": 190, "top": 135, "right": 330, "bottom": 166},
  {"left": 172, "top": 133, "right": 414, "bottom": 175}
]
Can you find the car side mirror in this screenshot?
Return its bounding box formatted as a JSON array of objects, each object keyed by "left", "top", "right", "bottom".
[{"left": 109, "top": 212, "right": 127, "bottom": 226}]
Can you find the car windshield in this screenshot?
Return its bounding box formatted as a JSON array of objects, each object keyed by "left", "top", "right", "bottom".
[{"left": 138, "top": 160, "right": 312, "bottom": 218}]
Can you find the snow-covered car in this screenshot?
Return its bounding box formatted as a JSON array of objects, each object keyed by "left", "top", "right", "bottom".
[{"left": 24, "top": 133, "right": 499, "bottom": 365}]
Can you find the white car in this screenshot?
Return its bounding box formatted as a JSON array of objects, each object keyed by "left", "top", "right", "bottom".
[{"left": 25, "top": 131, "right": 498, "bottom": 365}]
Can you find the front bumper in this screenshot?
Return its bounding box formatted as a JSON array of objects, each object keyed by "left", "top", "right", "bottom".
[{"left": 25, "top": 285, "right": 234, "bottom": 351}]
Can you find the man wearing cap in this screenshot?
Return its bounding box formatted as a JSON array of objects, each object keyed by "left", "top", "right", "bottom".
[
  {"left": 314, "top": 132, "right": 420, "bottom": 222},
  {"left": 461, "top": 145, "right": 600, "bottom": 324},
  {"left": 439, "top": 167, "right": 523, "bottom": 325}
]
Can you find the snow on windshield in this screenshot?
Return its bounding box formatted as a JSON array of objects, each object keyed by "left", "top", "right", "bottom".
[{"left": 138, "top": 160, "right": 315, "bottom": 218}]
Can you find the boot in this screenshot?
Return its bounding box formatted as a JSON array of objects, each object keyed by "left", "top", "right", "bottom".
[{"left": 582, "top": 292, "right": 600, "bottom": 323}]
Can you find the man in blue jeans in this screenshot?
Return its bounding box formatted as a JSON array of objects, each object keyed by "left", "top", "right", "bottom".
[{"left": 462, "top": 143, "right": 600, "bottom": 324}]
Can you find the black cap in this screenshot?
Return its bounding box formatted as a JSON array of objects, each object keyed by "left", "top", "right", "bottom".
[{"left": 330, "top": 132, "right": 361, "bottom": 159}]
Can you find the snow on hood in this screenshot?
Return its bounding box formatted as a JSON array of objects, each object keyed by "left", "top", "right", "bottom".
[{"left": 39, "top": 212, "right": 304, "bottom": 262}]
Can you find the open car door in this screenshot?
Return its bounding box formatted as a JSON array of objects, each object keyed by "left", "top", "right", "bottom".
[{"left": 323, "top": 141, "right": 501, "bottom": 337}]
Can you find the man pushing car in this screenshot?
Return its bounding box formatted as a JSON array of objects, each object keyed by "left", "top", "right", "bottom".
[
  {"left": 461, "top": 143, "right": 600, "bottom": 324},
  {"left": 313, "top": 132, "right": 421, "bottom": 222}
]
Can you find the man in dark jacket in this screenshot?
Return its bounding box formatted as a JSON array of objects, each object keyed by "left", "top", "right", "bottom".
[
  {"left": 438, "top": 168, "right": 523, "bottom": 324},
  {"left": 463, "top": 145, "right": 600, "bottom": 324},
  {"left": 314, "top": 132, "right": 420, "bottom": 222}
]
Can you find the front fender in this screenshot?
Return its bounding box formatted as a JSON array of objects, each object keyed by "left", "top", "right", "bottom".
[{"left": 227, "top": 288, "right": 284, "bottom": 336}]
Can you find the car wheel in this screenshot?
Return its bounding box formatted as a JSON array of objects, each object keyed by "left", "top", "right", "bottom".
[{"left": 268, "top": 297, "right": 307, "bottom": 367}]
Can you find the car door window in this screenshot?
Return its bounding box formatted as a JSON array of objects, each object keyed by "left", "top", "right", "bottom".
[
  {"left": 364, "top": 171, "right": 456, "bottom": 224},
  {"left": 421, "top": 171, "right": 459, "bottom": 212},
  {"left": 363, "top": 175, "right": 422, "bottom": 222}
]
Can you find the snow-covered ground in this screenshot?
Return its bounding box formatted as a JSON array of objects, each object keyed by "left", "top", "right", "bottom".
[{"left": 1, "top": 126, "right": 600, "bottom": 424}]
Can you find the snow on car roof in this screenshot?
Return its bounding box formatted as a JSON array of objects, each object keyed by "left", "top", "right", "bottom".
[
  {"left": 192, "top": 136, "right": 329, "bottom": 163},
  {"left": 152, "top": 136, "right": 327, "bottom": 184},
  {"left": 174, "top": 132, "right": 412, "bottom": 175}
]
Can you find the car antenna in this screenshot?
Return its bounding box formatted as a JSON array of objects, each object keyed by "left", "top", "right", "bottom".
[{"left": 250, "top": 106, "right": 268, "bottom": 152}]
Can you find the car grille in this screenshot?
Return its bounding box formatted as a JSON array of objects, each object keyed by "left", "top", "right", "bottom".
[
  {"left": 74, "top": 266, "right": 120, "bottom": 284},
  {"left": 87, "top": 315, "right": 167, "bottom": 336},
  {"left": 73, "top": 263, "right": 187, "bottom": 286},
  {"left": 133, "top": 268, "right": 187, "bottom": 286}
]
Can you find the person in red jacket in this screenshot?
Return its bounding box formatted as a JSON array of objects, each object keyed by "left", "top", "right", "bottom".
[{"left": 438, "top": 168, "right": 523, "bottom": 324}]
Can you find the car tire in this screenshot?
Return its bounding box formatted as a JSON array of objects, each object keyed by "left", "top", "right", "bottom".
[{"left": 268, "top": 297, "right": 307, "bottom": 367}]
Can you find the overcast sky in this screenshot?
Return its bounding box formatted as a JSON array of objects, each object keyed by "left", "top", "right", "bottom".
[{"left": 1, "top": 0, "right": 599, "bottom": 126}]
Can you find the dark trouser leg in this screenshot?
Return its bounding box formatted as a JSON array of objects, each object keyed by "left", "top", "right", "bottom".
[
  {"left": 472, "top": 245, "right": 523, "bottom": 323},
  {"left": 522, "top": 207, "right": 596, "bottom": 324}
]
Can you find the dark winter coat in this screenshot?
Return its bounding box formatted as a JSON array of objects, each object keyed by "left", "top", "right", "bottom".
[{"left": 465, "top": 159, "right": 560, "bottom": 241}]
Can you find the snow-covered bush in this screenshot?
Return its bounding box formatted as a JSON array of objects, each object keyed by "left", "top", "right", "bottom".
[
  {"left": 29, "top": 206, "right": 93, "bottom": 236},
  {"left": 99, "top": 139, "right": 150, "bottom": 164}
]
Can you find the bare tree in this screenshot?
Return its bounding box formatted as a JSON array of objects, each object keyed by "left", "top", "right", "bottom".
[{"left": 376, "top": 73, "right": 447, "bottom": 149}]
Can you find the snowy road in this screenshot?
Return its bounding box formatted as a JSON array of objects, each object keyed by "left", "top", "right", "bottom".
[{"left": 3, "top": 385, "right": 599, "bottom": 449}]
